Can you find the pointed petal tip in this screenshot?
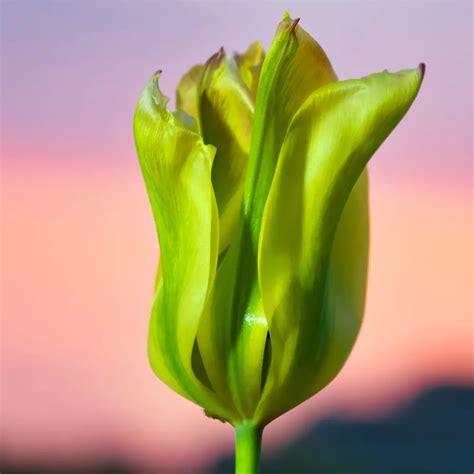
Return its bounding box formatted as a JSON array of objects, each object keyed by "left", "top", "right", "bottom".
[
  {"left": 419, "top": 62, "right": 426, "bottom": 81},
  {"left": 290, "top": 18, "right": 300, "bottom": 32},
  {"left": 145, "top": 69, "right": 169, "bottom": 109},
  {"left": 205, "top": 47, "right": 226, "bottom": 68},
  {"left": 152, "top": 70, "right": 163, "bottom": 87},
  {"left": 278, "top": 13, "right": 300, "bottom": 35}
]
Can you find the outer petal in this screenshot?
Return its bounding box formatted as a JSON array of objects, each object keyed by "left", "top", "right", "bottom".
[
  {"left": 244, "top": 14, "right": 337, "bottom": 235},
  {"left": 199, "top": 15, "right": 337, "bottom": 421},
  {"left": 198, "top": 49, "right": 254, "bottom": 253},
  {"left": 134, "top": 73, "right": 237, "bottom": 421},
  {"left": 256, "top": 66, "right": 425, "bottom": 424}
]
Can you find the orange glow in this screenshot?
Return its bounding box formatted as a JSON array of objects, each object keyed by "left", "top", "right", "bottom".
[{"left": 2, "top": 163, "right": 472, "bottom": 471}]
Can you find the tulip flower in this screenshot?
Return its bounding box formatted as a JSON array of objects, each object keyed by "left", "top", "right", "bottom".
[{"left": 134, "top": 12, "right": 424, "bottom": 473}]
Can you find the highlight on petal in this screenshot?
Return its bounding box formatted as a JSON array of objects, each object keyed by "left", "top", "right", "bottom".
[
  {"left": 256, "top": 65, "right": 425, "bottom": 424},
  {"left": 133, "top": 72, "right": 238, "bottom": 422}
]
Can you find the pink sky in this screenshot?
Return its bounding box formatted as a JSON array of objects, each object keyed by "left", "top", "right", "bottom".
[{"left": 1, "top": 1, "right": 473, "bottom": 472}]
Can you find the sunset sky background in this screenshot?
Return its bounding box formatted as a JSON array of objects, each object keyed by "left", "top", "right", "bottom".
[{"left": 1, "top": 1, "right": 473, "bottom": 472}]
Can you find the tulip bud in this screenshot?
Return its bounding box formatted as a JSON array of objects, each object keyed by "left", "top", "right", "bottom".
[{"left": 134, "top": 12, "right": 424, "bottom": 473}]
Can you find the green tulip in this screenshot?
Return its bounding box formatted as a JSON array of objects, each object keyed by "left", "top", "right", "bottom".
[{"left": 134, "top": 12, "right": 424, "bottom": 473}]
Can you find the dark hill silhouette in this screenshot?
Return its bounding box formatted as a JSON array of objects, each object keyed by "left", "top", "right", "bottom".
[
  {"left": 1, "top": 384, "right": 472, "bottom": 473},
  {"left": 210, "top": 384, "right": 474, "bottom": 474}
]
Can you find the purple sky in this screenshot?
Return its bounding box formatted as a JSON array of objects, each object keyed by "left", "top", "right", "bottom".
[{"left": 2, "top": 1, "right": 472, "bottom": 184}]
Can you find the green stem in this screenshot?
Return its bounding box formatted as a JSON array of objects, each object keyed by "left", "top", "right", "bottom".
[{"left": 235, "top": 422, "right": 263, "bottom": 474}]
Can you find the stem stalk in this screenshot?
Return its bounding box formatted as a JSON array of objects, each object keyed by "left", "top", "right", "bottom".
[{"left": 235, "top": 422, "right": 263, "bottom": 474}]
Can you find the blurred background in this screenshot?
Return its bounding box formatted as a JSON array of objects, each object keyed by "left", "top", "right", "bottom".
[{"left": 1, "top": 1, "right": 472, "bottom": 473}]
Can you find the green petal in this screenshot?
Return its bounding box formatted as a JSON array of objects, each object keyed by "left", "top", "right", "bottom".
[
  {"left": 195, "top": 50, "right": 256, "bottom": 419},
  {"left": 197, "top": 15, "right": 338, "bottom": 422},
  {"left": 176, "top": 64, "right": 204, "bottom": 121},
  {"left": 234, "top": 41, "right": 265, "bottom": 99},
  {"left": 134, "top": 72, "right": 237, "bottom": 421},
  {"left": 256, "top": 65, "right": 425, "bottom": 424},
  {"left": 198, "top": 49, "right": 254, "bottom": 253},
  {"left": 311, "top": 170, "right": 369, "bottom": 391},
  {"left": 243, "top": 15, "right": 337, "bottom": 234}
]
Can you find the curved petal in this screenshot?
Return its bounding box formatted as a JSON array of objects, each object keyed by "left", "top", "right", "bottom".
[
  {"left": 134, "top": 72, "right": 237, "bottom": 421},
  {"left": 198, "top": 14, "right": 338, "bottom": 421},
  {"left": 256, "top": 65, "right": 425, "bottom": 424},
  {"left": 311, "top": 170, "right": 369, "bottom": 392},
  {"left": 244, "top": 13, "right": 337, "bottom": 233},
  {"left": 198, "top": 49, "right": 254, "bottom": 253}
]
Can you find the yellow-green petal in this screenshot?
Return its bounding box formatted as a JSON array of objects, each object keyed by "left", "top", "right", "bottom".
[
  {"left": 234, "top": 41, "right": 265, "bottom": 99},
  {"left": 176, "top": 64, "right": 204, "bottom": 121},
  {"left": 243, "top": 15, "right": 337, "bottom": 232},
  {"left": 198, "top": 49, "right": 254, "bottom": 253},
  {"left": 197, "top": 15, "right": 338, "bottom": 421},
  {"left": 134, "top": 72, "right": 237, "bottom": 421},
  {"left": 256, "top": 65, "right": 425, "bottom": 424}
]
